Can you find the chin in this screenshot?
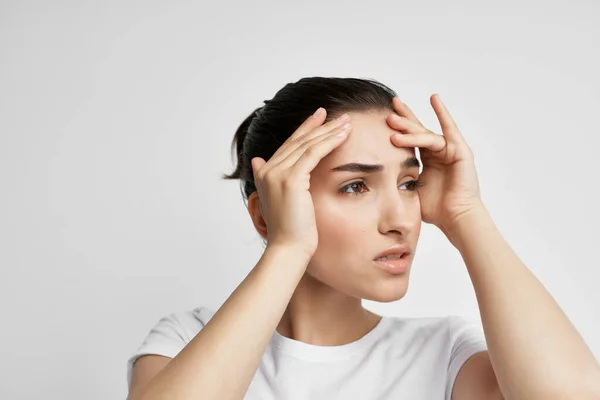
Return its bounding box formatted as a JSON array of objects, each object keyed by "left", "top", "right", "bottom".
[{"left": 363, "top": 281, "right": 409, "bottom": 303}]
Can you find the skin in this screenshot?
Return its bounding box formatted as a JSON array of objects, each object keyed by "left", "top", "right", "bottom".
[
  {"left": 247, "top": 95, "right": 600, "bottom": 398},
  {"left": 254, "top": 109, "right": 423, "bottom": 346},
  {"left": 129, "top": 95, "right": 600, "bottom": 400}
]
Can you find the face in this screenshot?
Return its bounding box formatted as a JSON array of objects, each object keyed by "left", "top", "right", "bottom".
[{"left": 306, "top": 109, "right": 422, "bottom": 303}]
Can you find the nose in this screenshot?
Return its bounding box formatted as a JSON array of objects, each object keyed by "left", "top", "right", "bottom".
[{"left": 377, "top": 186, "right": 417, "bottom": 236}]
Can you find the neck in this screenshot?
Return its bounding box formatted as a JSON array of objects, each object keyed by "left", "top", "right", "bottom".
[{"left": 276, "top": 272, "right": 382, "bottom": 346}]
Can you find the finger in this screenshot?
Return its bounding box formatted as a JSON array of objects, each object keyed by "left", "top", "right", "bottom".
[
  {"left": 390, "top": 131, "right": 446, "bottom": 153},
  {"left": 250, "top": 109, "right": 333, "bottom": 181},
  {"left": 430, "top": 94, "right": 466, "bottom": 145},
  {"left": 391, "top": 97, "right": 425, "bottom": 127},
  {"left": 251, "top": 157, "right": 267, "bottom": 177},
  {"left": 386, "top": 113, "right": 432, "bottom": 135},
  {"left": 292, "top": 107, "right": 328, "bottom": 140},
  {"left": 268, "top": 113, "right": 350, "bottom": 168},
  {"left": 267, "top": 108, "right": 327, "bottom": 163},
  {"left": 283, "top": 123, "right": 353, "bottom": 174}
]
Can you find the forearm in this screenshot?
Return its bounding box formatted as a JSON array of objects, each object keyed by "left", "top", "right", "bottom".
[
  {"left": 443, "top": 204, "right": 600, "bottom": 400},
  {"left": 138, "top": 245, "right": 309, "bottom": 400}
]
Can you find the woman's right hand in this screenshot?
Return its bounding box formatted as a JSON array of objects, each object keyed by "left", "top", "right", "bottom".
[{"left": 250, "top": 108, "right": 353, "bottom": 260}]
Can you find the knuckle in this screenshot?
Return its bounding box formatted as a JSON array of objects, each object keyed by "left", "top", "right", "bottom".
[
  {"left": 262, "top": 170, "right": 274, "bottom": 183},
  {"left": 257, "top": 166, "right": 268, "bottom": 179},
  {"left": 304, "top": 146, "right": 316, "bottom": 157},
  {"left": 280, "top": 175, "right": 293, "bottom": 189},
  {"left": 298, "top": 139, "right": 310, "bottom": 150}
]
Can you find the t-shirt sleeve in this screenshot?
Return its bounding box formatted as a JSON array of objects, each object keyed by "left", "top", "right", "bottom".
[
  {"left": 445, "top": 316, "right": 488, "bottom": 400},
  {"left": 126, "top": 312, "right": 192, "bottom": 390}
]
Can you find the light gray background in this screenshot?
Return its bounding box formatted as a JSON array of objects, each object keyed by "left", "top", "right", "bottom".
[{"left": 1, "top": 1, "right": 598, "bottom": 399}]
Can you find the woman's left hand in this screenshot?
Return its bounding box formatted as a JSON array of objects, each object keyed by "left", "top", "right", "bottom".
[{"left": 386, "top": 94, "right": 483, "bottom": 231}]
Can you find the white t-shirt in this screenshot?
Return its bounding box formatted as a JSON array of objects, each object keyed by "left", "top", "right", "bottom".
[{"left": 127, "top": 306, "right": 487, "bottom": 400}]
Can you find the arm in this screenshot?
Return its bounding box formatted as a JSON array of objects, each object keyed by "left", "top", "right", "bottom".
[
  {"left": 132, "top": 245, "right": 309, "bottom": 400},
  {"left": 442, "top": 203, "right": 600, "bottom": 400}
]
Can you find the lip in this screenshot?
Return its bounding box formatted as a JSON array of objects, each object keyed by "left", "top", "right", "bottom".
[
  {"left": 373, "top": 244, "right": 411, "bottom": 261},
  {"left": 374, "top": 254, "right": 410, "bottom": 274}
]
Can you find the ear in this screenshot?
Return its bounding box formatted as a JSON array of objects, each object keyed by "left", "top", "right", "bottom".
[{"left": 247, "top": 191, "right": 268, "bottom": 240}]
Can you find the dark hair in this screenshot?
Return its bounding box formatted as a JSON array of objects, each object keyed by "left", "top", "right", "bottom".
[{"left": 222, "top": 77, "right": 398, "bottom": 205}]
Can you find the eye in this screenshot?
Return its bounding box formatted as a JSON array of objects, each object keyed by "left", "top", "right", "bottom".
[
  {"left": 339, "top": 179, "right": 424, "bottom": 197},
  {"left": 339, "top": 181, "right": 368, "bottom": 196},
  {"left": 401, "top": 179, "right": 424, "bottom": 192}
]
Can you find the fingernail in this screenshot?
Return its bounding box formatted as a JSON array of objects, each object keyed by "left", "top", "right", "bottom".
[{"left": 313, "top": 107, "right": 324, "bottom": 117}]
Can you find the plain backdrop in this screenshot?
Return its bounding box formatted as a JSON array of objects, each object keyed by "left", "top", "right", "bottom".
[{"left": 1, "top": 0, "right": 599, "bottom": 399}]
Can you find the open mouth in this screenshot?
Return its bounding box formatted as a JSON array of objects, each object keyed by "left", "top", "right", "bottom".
[
  {"left": 375, "top": 253, "right": 406, "bottom": 261},
  {"left": 374, "top": 253, "right": 410, "bottom": 274}
]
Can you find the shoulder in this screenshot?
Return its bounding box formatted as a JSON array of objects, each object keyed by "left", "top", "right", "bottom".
[
  {"left": 376, "top": 314, "right": 481, "bottom": 361},
  {"left": 176, "top": 305, "right": 216, "bottom": 338},
  {"left": 381, "top": 314, "right": 488, "bottom": 399},
  {"left": 444, "top": 315, "right": 487, "bottom": 359},
  {"left": 384, "top": 314, "right": 476, "bottom": 343},
  {"left": 442, "top": 316, "right": 489, "bottom": 400},
  {"left": 126, "top": 305, "right": 216, "bottom": 389},
  {"left": 144, "top": 305, "right": 216, "bottom": 342}
]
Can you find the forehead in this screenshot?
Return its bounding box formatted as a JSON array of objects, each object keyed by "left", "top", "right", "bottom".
[{"left": 315, "top": 109, "right": 415, "bottom": 171}]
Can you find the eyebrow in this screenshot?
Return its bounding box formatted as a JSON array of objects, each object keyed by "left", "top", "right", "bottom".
[{"left": 331, "top": 156, "right": 421, "bottom": 173}]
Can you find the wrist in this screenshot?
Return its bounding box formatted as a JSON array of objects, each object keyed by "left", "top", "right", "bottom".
[
  {"left": 439, "top": 203, "right": 493, "bottom": 250},
  {"left": 263, "top": 242, "right": 313, "bottom": 269}
]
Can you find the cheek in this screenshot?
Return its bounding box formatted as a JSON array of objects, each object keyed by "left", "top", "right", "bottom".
[
  {"left": 312, "top": 194, "right": 422, "bottom": 249},
  {"left": 314, "top": 201, "right": 371, "bottom": 251},
  {"left": 309, "top": 204, "right": 370, "bottom": 284}
]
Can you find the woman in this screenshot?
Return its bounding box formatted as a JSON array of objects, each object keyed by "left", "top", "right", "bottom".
[{"left": 126, "top": 77, "right": 600, "bottom": 400}]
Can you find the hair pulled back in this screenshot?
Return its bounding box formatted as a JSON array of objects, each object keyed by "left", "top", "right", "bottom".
[{"left": 222, "top": 77, "right": 398, "bottom": 205}]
